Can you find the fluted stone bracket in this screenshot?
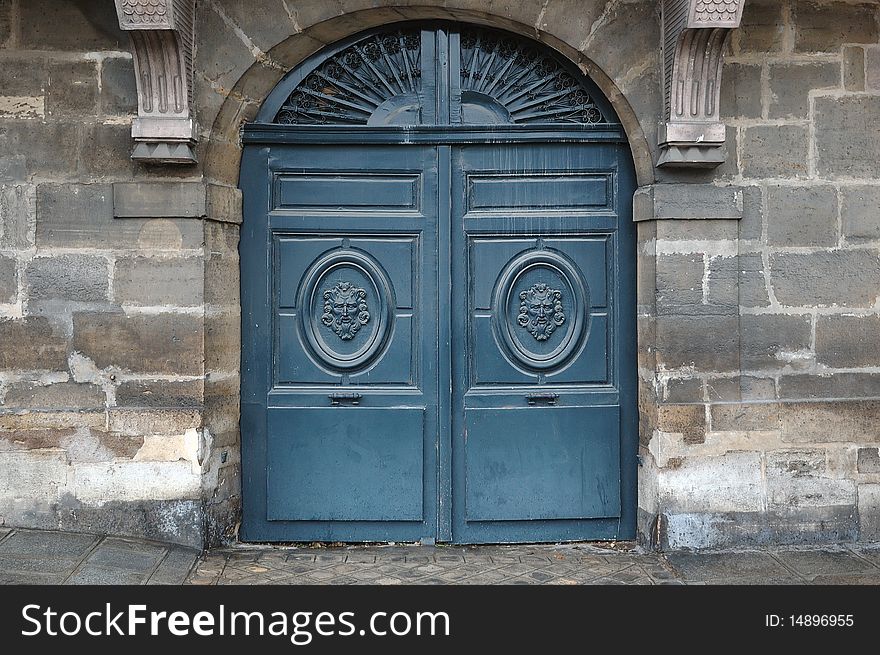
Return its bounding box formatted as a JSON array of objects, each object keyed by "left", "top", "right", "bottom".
[
  {"left": 114, "top": 0, "right": 197, "bottom": 164},
  {"left": 658, "top": 0, "right": 745, "bottom": 168}
]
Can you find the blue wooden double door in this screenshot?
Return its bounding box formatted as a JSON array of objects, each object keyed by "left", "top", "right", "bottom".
[{"left": 241, "top": 138, "right": 637, "bottom": 544}]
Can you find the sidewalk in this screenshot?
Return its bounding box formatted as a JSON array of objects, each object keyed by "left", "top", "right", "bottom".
[{"left": 2, "top": 527, "right": 879, "bottom": 585}]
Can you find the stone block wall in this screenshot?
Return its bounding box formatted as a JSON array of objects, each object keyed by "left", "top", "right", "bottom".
[
  {"left": 642, "top": 0, "right": 880, "bottom": 548},
  {"left": 0, "top": 0, "right": 240, "bottom": 548}
]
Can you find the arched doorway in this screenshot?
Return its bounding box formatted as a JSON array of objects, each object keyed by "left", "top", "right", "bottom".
[{"left": 239, "top": 23, "right": 637, "bottom": 543}]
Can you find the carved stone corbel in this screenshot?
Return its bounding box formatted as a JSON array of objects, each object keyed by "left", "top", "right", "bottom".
[
  {"left": 658, "top": 0, "right": 745, "bottom": 168},
  {"left": 113, "top": 0, "right": 197, "bottom": 164}
]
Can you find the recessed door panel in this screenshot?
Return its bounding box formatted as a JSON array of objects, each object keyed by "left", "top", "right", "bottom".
[
  {"left": 274, "top": 236, "right": 419, "bottom": 386},
  {"left": 464, "top": 406, "right": 620, "bottom": 521},
  {"left": 267, "top": 408, "right": 425, "bottom": 521}
]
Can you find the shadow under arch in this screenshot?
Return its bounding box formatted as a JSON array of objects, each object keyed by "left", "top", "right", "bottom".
[{"left": 204, "top": 6, "right": 656, "bottom": 188}]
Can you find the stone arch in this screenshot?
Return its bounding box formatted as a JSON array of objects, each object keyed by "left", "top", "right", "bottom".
[{"left": 201, "top": 4, "right": 658, "bottom": 188}]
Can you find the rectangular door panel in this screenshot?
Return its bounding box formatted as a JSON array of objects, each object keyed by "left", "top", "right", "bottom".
[
  {"left": 267, "top": 408, "right": 425, "bottom": 521},
  {"left": 464, "top": 406, "right": 620, "bottom": 520},
  {"left": 467, "top": 173, "right": 612, "bottom": 213},
  {"left": 274, "top": 173, "right": 421, "bottom": 213},
  {"left": 274, "top": 234, "right": 421, "bottom": 387},
  {"left": 469, "top": 235, "right": 612, "bottom": 387}
]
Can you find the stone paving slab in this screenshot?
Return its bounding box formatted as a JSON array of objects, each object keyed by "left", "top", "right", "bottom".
[
  {"left": 0, "top": 529, "right": 879, "bottom": 585},
  {"left": 0, "top": 529, "right": 198, "bottom": 585}
]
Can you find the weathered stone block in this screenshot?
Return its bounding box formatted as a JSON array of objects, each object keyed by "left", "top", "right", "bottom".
[
  {"left": 205, "top": 311, "right": 240, "bottom": 373},
  {"left": 721, "top": 63, "right": 763, "bottom": 119},
  {"left": 779, "top": 373, "right": 880, "bottom": 400},
  {"left": 663, "top": 378, "right": 703, "bottom": 404},
  {"left": 37, "top": 185, "right": 203, "bottom": 251},
  {"left": 793, "top": 1, "right": 879, "bottom": 53},
  {"left": 113, "top": 182, "right": 207, "bottom": 219},
  {"left": 655, "top": 218, "right": 738, "bottom": 242},
  {"left": 643, "top": 185, "right": 743, "bottom": 221},
  {"left": 46, "top": 59, "right": 98, "bottom": 117},
  {"left": 659, "top": 452, "right": 764, "bottom": 513},
  {"left": 815, "top": 314, "right": 880, "bottom": 368},
  {"left": 0, "top": 451, "right": 69, "bottom": 506},
  {"left": 710, "top": 402, "right": 781, "bottom": 432},
  {"left": 858, "top": 448, "right": 880, "bottom": 474},
  {"left": 116, "top": 380, "right": 204, "bottom": 409},
  {"left": 663, "top": 507, "right": 858, "bottom": 549},
  {"left": 781, "top": 401, "right": 880, "bottom": 443},
  {"left": 815, "top": 95, "right": 880, "bottom": 178},
  {"left": 768, "top": 62, "right": 840, "bottom": 119},
  {"left": 841, "top": 185, "right": 880, "bottom": 242},
  {"left": 738, "top": 186, "right": 763, "bottom": 242},
  {"left": 79, "top": 123, "right": 135, "bottom": 178},
  {"left": 706, "top": 376, "right": 777, "bottom": 402},
  {"left": 733, "top": 253, "right": 769, "bottom": 308},
  {"left": 205, "top": 252, "right": 240, "bottom": 308},
  {"left": 0, "top": 2, "right": 11, "bottom": 47},
  {"left": 707, "top": 256, "right": 739, "bottom": 313},
  {"left": 741, "top": 125, "right": 809, "bottom": 179},
  {"left": 193, "top": 0, "right": 257, "bottom": 97},
  {"left": 0, "top": 428, "right": 74, "bottom": 452},
  {"left": 0, "top": 121, "right": 81, "bottom": 177},
  {"left": 844, "top": 47, "right": 866, "bottom": 92},
  {"left": 655, "top": 314, "right": 740, "bottom": 372},
  {"left": 206, "top": 185, "right": 243, "bottom": 224},
  {"left": 72, "top": 312, "right": 203, "bottom": 375},
  {"left": 100, "top": 57, "right": 137, "bottom": 115},
  {"left": 769, "top": 251, "right": 880, "bottom": 307},
  {"left": 0, "top": 410, "right": 104, "bottom": 431},
  {"left": 766, "top": 185, "right": 838, "bottom": 247},
  {"left": 0, "top": 54, "right": 48, "bottom": 97},
  {"left": 766, "top": 448, "right": 856, "bottom": 511},
  {"left": 868, "top": 47, "right": 880, "bottom": 91},
  {"left": 132, "top": 219, "right": 205, "bottom": 251},
  {"left": 113, "top": 257, "right": 203, "bottom": 306},
  {"left": 740, "top": 314, "right": 813, "bottom": 371},
  {"left": 858, "top": 484, "right": 880, "bottom": 541},
  {"left": 0, "top": 254, "right": 17, "bottom": 303},
  {"left": 36, "top": 184, "right": 112, "bottom": 247},
  {"left": 108, "top": 408, "right": 201, "bottom": 436},
  {"left": 656, "top": 254, "right": 704, "bottom": 315},
  {"left": 0, "top": 316, "right": 68, "bottom": 370},
  {"left": 657, "top": 403, "right": 706, "bottom": 439},
  {"left": 26, "top": 254, "right": 109, "bottom": 302},
  {"left": 578, "top": 0, "right": 659, "bottom": 83},
  {"left": 4, "top": 381, "right": 104, "bottom": 410},
  {"left": 0, "top": 185, "right": 36, "bottom": 249},
  {"left": 73, "top": 461, "right": 200, "bottom": 504},
  {"left": 19, "top": 0, "right": 126, "bottom": 51},
  {"left": 733, "top": 0, "right": 786, "bottom": 54}
]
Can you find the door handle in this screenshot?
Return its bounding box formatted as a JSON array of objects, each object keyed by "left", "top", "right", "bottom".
[
  {"left": 526, "top": 392, "right": 559, "bottom": 406},
  {"left": 329, "top": 392, "right": 362, "bottom": 406}
]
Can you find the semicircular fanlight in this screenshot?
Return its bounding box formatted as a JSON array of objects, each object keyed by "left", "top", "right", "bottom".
[
  {"left": 275, "top": 29, "right": 422, "bottom": 126},
  {"left": 459, "top": 28, "right": 607, "bottom": 125},
  {"left": 272, "top": 25, "right": 610, "bottom": 126}
]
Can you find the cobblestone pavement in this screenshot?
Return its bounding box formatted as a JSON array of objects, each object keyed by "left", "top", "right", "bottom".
[
  {"left": 2, "top": 527, "right": 880, "bottom": 585},
  {"left": 187, "top": 541, "right": 880, "bottom": 586}
]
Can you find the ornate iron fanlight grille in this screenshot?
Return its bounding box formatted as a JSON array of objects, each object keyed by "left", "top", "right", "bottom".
[
  {"left": 275, "top": 29, "right": 422, "bottom": 125},
  {"left": 273, "top": 26, "right": 608, "bottom": 125},
  {"left": 459, "top": 29, "right": 606, "bottom": 124}
]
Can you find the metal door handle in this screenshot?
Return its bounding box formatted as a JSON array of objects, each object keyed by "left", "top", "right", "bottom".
[
  {"left": 329, "top": 392, "right": 362, "bottom": 406},
  {"left": 526, "top": 393, "right": 559, "bottom": 406}
]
